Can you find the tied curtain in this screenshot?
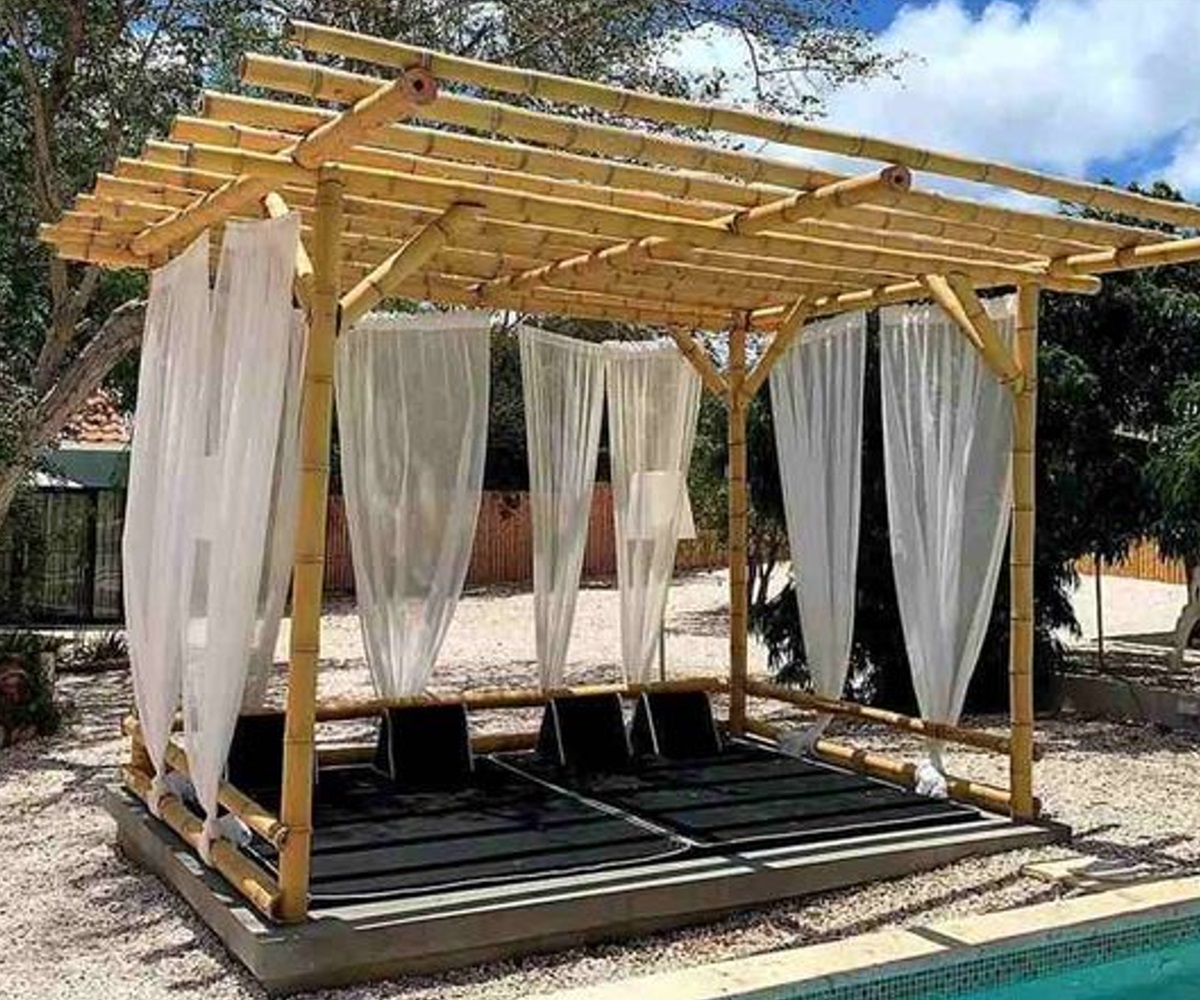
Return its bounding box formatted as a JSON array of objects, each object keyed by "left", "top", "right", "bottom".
[
  {"left": 181, "top": 215, "right": 307, "bottom": 856},
  {"left": 769, "top": 311, "right": 866, "bottom": 727},
  {"left": 124, "top": 216, "right": 305, "bottom": 858},
  {"left": 880, "top": 296, "right": 1015, "bottom": 773},
  {"left": 605, "top": 340, "right": 701, "bottom": 684},
  {"left": 335, "top": 312, "right": 490, "bottom": 699},
  {"left": 520, "top": 326, "right": 606, "bottom": 690}
]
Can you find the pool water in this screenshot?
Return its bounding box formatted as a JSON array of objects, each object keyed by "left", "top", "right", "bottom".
[{"left": 948, "top": 933, "right": 1200, "bottom": 1000}]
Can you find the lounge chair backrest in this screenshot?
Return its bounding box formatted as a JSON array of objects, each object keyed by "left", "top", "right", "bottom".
[
  {"left": 537, "top": 693, "right": 632, "bottom": 773},
  {"left": 630, "top": 690, "right": 722, "bottom": 759},
  {"left": 373, "top": 703, "right": 475, "bottom": 790}
]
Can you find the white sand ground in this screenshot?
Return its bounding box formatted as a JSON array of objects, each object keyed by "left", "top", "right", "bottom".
[{"left": 1, "top": 572, "right": 1198, "bottom": 1000}]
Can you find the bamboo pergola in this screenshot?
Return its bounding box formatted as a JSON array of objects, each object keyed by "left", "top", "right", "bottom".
[{"left": 43, "top": 21, "right": 1200, "bottom": 925}]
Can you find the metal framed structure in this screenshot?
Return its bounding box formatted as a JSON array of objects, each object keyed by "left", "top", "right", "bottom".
[{"left": 42, "top": 21, "right": 1200, "bottom": 925}]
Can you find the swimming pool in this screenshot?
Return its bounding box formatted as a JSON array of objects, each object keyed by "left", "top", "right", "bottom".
[{"left": 789, "top": 912, "right": 1200, "bottom": 1000}]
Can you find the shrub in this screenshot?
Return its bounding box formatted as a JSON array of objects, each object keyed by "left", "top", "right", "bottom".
[{"left": 0, "top": 631, "right": 64, "bottom": 746}]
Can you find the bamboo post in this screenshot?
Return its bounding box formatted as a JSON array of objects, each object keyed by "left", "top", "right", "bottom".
[
  {"left": 665, "top": 327, "right": 728, "bottom": 398},
  {"left": 264, "top": 191, "right": 315, "bottom": 311},
  {"left": 277, "top": 166, "right": 344, "bottom": 922},
  {"left": 1009, "top": 283, "right": 1039, "bottom": 820},
  {"left": 727, "top": 315, "right": 750, "bottom": 735}
]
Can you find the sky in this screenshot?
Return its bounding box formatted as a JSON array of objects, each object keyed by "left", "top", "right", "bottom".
[{"left": 667, "top": 0, "right": 1200, "bottom": 206}]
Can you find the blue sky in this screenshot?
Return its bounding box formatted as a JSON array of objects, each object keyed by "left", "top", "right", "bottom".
[{"left": 671, "top": 0, "right": 1200, "bottom": 205}]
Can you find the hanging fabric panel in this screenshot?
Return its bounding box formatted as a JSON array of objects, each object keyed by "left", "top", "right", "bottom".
[
  {"left": 123, "top": 236, "right": 211, "bottom": 814},
  {"left": 520, "top": 327, "right": 606, "bottom": 689},
  {"left": 605, "top": 340, "right": 701, "bottom": 684},
  {"left": 240, "top": 310, "right": 308, "bottom": 710},
  {"left": 180, "top": 214, "right": 305, "bottom": 857},
  {"left": 769, "top": 311, "right": 866, "bottom": 714},
  {"left": 336, "top": 312, "right": 491, "bottom": 698},
  {"left": 880, "top": 296, "right": 1015, "bottom": 763}
]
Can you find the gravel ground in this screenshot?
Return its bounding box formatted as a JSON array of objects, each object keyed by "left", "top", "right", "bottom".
[{"left": 3, "top": 572, "right": 1199, "bottom": 1000}]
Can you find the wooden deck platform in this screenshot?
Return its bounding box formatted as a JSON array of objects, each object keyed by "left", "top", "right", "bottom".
[{"left": 106, "top": 745, "right": 1067, "bottom": 994}]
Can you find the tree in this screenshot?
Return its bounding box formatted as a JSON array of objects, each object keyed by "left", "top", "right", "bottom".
[{"left": 0, "top": 0, "right": 898, "bottom": 533}]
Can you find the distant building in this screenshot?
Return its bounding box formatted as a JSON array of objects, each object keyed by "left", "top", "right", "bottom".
[{"left": 0, "top": 392, "right": 129, "bottom": 624}]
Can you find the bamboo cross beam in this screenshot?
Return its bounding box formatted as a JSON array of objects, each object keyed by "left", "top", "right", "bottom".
[
  {"left": 340, "top": 202, "right": 481, "bottom": 326},
  {"left": 199, "top": 91, "right": 1143, "bottom": 260},
  {"left": 240, "top": 55, "right": 1166, "bottom": 255},
  {"left": 289, "top": 20, "right": 1200, "bottom": 230},
  {"left": 922, "top": 273, "right": 1023, "bottom": 389},
  {"left": 263, "top": 192, "right": 315, "bottom": 312},
  {"left": 129, "top": 66, "right": 438, "bottom": 258},
  {"left": 666, "top": 328, "right": 728, "bottom": 397},
  {"left": 741, "top": 298, "right": 809, "bottom": 402},
  {"left": 1051, "top": 233, "right": 1200, "bottom": 275},
  {"left": 480, "top": 167, "right": 912, "bottom": 297}
]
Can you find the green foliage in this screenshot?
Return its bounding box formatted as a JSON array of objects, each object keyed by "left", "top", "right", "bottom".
[
  {"left": 1147, "top": 375, "right": 1200, "bottom": 565},
  {"left": 0, "top": 630, "right": 64, "bottom": 742}
]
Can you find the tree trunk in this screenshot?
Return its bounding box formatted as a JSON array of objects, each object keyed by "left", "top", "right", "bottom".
[{"left": 0, "top": 299, "right": 146, "bottom": 535}]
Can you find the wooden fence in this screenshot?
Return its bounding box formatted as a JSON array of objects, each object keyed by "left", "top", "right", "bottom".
[
  {"left": 1077, "top": 539, "right": 1189, "bottom": 586},
  {"left": 324, "top": 483, "right": 725, "bottom": 594}
]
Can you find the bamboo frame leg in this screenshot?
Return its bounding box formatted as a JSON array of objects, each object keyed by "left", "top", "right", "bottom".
[
  {"left": 727, "top": 316, "right": 750, "bottom": 734},
  {"left": 1009, "top": 283, "right": 1039, "bottom": 819},
  {"left": 278, "top": 166, "right": 344, "bottom": 922}
]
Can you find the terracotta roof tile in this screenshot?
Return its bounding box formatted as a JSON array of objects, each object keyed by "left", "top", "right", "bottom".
[{"left": 59, "top": 390, "right": 131, "bottom": 447}]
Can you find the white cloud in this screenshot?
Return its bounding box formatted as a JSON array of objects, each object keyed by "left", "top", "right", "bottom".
[{"left": 665, "top": 0, "right": 1200, "bottom": 201}]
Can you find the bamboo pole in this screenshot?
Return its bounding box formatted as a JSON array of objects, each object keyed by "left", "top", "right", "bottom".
[
  {"left": 123, "top": 717, "right": 290, "bottom": 848},
  {"left": 743, "top": 679, "right": 1028, "bottom": 757},
  {"left": 1009, "top": 284, "right": 1039, "bottom": 820},
  {"left": 288, "top": 21, "right": 1200, "bottom": 230},
  {"left": 124, "top": 142, "right": 1100, "bottom": 293},
  {"left": 482, "top": 167, "right": 912, "bottom": 296},
  {"left": 237, "top": 55, "right": 1163, "bottom": 255},
  {"left": 339, "top": 202, "right": 480, "bottom": 326},
  {"left": 1053, "top": 234, "right": 1200, "bottom": 275},
  {"left": 198, "top": 92, "right": 1128, "bottom": 260},
  {"left": 130, "top": 67, "right": 437, "bottom": 257},
  {"left": 123, "top": 764, "right": 282, "bottom": 918},
  {"left": 922, "top": 273, "right": 1024, "bottom": 389},
  {"left": 313, "top": 676, "right": 728, "bottom": 723},
  {"left": 741, "top": 298, "right": 808, "bottom": 402},
  {"left": 664, "top": 328, "right": 728, "bottom": 398},
  {"left": 263, "top": 192, "right": 315, "bottom": 312},
  {"left": 741, "top": 718, "right": 1033, "bottom": 817},
  {"left": 276, "top": 167, "right": 344, "bottom": 923},
  {"left": 727, "top": 316, "right": 750, "bottom": 735}
]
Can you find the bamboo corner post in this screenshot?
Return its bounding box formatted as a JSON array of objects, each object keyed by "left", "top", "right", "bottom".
[
  {"left": 1009, "top": 284, "right": 1039, "bottom": 820},
  {"left": 278, "top": 166, "right": 345, "bottom": 923},
  {"left": 727, "top": 315, "right": 750, "bottom": 735}
]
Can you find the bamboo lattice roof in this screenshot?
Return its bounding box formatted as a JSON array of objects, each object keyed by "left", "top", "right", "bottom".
[{"left": 40, "top": 20, "right": 1200, "bottom": 332}]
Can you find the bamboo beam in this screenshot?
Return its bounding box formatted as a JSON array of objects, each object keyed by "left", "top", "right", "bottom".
[
  {"left": 125, "top": 142, "right": 1100, "bottom": 293},
  {"left": 1009, "top": 284, "right": 1039, "bottom": 820},
  {"left": 123, "top": 765, "right": 282, "bottom": 917},
  {"left": 340, "top": 202, "right": 480, "bottom": 326},
  {"left": 665, "top": 329, "right": 728, "bottom": 398},
  {"left": 922, "top": 273, "right": 1023, "bottom": 389},
  {"left": 130, "top": 66, "right": 437, "bottom": 257},
  {"left": 290, "top": 21, "right": 1200, "bottom": 229},
  {"left": 238, "top": 56, "right": 1163, "bottom": 255},
  {"left": 263, "top": 192, "right": 315, "bottom": 312},
  {"left": 727, "top": 315, "right": 750, "bottom": 736},
  {"left": 198, "top": 92, "right": 1130, "bottom": 260},
  {"left": 741, "top": 298, "right": 808, "bottom": 401},
  {"left": 481, "top": 167, "right": 912, "bottom": 296},
  {"left": 743, "top": 679, "right": 1032, "bottom": 757},
  {"left": 277, "top": 168, "right": 344, "bottom": 923},
  {"left": 1053, "top": 234, "right": 1200, "bottom": 275},
  {"left": 312, "top": 676, "right": 728, "bottom": 722},
  {"left": 123, "top": 717, "right": 289, "bottom": 848}
]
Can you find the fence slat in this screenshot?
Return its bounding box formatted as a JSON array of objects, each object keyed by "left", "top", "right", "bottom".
[
  {"left": 323, "top": 484, "right": 725, "bottom": 594},
  {"left": 1077, "top": 539, "right": 1188, "bottom": 586}
]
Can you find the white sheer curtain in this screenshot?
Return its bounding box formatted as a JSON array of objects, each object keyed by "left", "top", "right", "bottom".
[
  {"left": 180, "top": 214, "right": 305, "bottom": 857},
  {"left": 240, "top": 311, "right": 307, "bottom": 710},
  {"left": 520, "top": 326, "right": 606, "bottom": 689},
  {"left": 770, "top": 311, "right": 866, "bottom": 735},
  {"left": 880, "top": 296, "right": 1015, "bottom": 778},
  {"left": 336, "top": 311, "right": 490, "bottom": 698},
  {"left": 124, "top": 236, "right": 211, "bottom": 815},
  {"left": 605, "top": 340, "right": 701, "bottom": 683}
]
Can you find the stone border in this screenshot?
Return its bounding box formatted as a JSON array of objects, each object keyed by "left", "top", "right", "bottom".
[
  {"left": 1062, "top": 672, "right": 1200, "bottom": 732},
  {"left": 532, "top": 876, "right": 1200, "bottom": 1000}
]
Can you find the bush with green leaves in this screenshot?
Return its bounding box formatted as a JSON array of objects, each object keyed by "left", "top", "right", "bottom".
[{"left": 0, "top": 631, "right": 64, "bottom": 745}]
